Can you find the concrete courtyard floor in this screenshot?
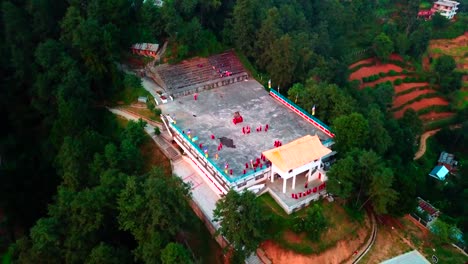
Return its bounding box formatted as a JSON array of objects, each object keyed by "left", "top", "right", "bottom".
[{"left": 159, "top": 80, "right": 331, "bottom": 179}]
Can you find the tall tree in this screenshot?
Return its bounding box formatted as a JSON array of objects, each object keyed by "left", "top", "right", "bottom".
[
  {"left": 213, "top": 190, "right": 269, "bottom": 261},
  {"left": 118, "top": 168, "right": 192, "bottom": 263},
  {"left": 373, "top": 33, "right": 394, "bottom": 61},
  {"left": 332, "top": 113, "right": 369, "bottom": 153},
  {"left": 367, "top": 108, "right": 392, "bottom": 155},
  {"left": 288, "top": 80, "right": 355, "bottom": 124},
  {"left": 327, "top": 149, "right": 398, "bottom": 214},
  {"left": 231, "top": 0, "right": 263, "bottom": 58},
  {"left": 160, "top": 242, "right": 193, "bottom": 264}
]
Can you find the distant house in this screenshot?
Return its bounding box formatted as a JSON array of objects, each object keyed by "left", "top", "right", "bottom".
[
  {"left": 431, "top": 0, "right": 460, "bottom": 19},
  {"left": 417, "top": 197, "right": 440, "bottom": 219},
  {"left": 417, "top": 10, "right": 434, "bottom": 19},
  {"left": 437, "top": 151, "right": 458, "bottom": 173},
  {"left": 131, "top": 43, "right": 159, "bottom": 59},
  {"left": 429, "top": 165, "right": 449, "bottom": 181}
]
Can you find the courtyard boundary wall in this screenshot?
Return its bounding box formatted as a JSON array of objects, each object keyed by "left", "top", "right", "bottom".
[{"left": 269, "top": 89, "right": 335, "bottom": 138}]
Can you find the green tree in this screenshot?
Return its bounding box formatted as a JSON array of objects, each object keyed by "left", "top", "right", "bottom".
[
  {"left": 255, "top": 7, "right": 283, "bottom": 69},
  {"left": 213, "top": 190, "right": 269, "bottom": 261},
  {"left": 431, "top": 219, "right": 458, "bottom": 244},
  {"left": 409, "top": 23, "right": 432, "bottom": 58},
  {"left": 394, "top": 33, "right": 410, "bottom": 55},
  {"left": 432, "top": 12, "right": 449, "bottom": 29},
  {"left": 231, "top": 0, "right": 262, "bottom": 58},
  {"left": 373, "top": 33, "right": 394, "bottom": 61},
  {"left": 292, "top": 204, "right": 328, "bottom": 241},
  {"left": 366, "top": 167, "right": 398, "bottom": 214},
  {"left": 161, "top": 243, "right": 193, "bottom": 264},
  {"left": 434, "top": 55, "right": 457, "bottom": 75},
  {"left": 400, "top": 109, "right": 423, "bottom": 139},
  {"left": 288, "top": 80, "right": 355, "bottom": 124},
  {"left": 86, "top": 243, "right": 132, "bottom": 264},
  {"left": 332, "top": 113, "right": 369, "bottom": 153},
  {"left": 367, "top": 108, "right": 392, "bottom": 155},
  {"left": 327, "top": 150, "right": 398, "bottom": 214},
  {"left": 326, "top": 156, "right": 357, "bottom": 199},
  {"left": 118, "top": 168, "right": 192, "bottom": 262}
]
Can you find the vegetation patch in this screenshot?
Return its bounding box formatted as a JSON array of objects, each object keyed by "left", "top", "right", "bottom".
[
  {"left": 259, "top": 194, "right": 365, "bottom": 255},
  {"left": 111, "top": 74, "right": 150, "bottom": 105},
  {"left": 424, "top": 115, "right": 458, "bottom": 130}
]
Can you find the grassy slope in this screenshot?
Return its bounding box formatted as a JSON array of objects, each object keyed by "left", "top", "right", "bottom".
[{"left": 258, "top": 193, "right": 365, "bottom": 255}]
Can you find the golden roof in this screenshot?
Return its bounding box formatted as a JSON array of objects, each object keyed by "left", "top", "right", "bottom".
[{"left": 262, "top": 135, "right": 331, "bottom": 172}]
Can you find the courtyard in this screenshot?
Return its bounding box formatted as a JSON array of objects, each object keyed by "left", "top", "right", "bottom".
[{"left": 159, "top": 79, "right": 331, "bottom": 180}]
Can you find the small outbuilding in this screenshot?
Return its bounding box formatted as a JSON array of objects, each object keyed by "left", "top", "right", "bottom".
[
  {"left": 429, "top": 165, "right": 449, "bottom": 181},
  {"left": 138, "top": 96, "right": 148, "bottom": 103}
]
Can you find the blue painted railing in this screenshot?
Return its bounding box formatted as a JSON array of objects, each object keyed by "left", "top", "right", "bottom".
[{"left": 270, "top": 89, "right": 332, "bottom": 132}]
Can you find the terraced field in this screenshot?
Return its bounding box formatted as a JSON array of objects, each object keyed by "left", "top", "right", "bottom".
[{"left": 348, "top": 55, "right": 453, "bottom": 127}]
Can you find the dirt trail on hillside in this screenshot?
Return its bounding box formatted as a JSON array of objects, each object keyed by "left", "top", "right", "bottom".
[{"left": 414, "top": 129, "right": 441, "bottom": 160}]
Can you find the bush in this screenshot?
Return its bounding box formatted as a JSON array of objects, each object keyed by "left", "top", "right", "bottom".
[
  {"left": 362, "top": 77, "right": 369, "bottom": 82},
  {"left": 154, "top": 127, "right": 161, "bottom": 136},
  {"left": 388, "top": 70, "right": 397, "bottom": 76},
  {"left": 153, "top": 108, "right": 162, "bottom": 116},
  {"left": 146, "top": 96, "right": 155, "bottom": 110},
  {"left": 379, "top": 72, "right": 386, "bottom": 77},
  {"left": 394, "top": 79, "right": 403, "bottom": 85},
  {"left": 291, "top": 204, "right": 328, "bottom": 241},
  {"left": 402, "top": 69, "right": 408, "bottom": 74}
]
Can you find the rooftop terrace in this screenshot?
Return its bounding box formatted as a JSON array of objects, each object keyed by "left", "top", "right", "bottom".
[{"left": 159, "top": 80, "right": 332, "bottom": 181}]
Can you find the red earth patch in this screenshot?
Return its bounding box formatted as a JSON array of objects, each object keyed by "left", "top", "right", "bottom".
[
  {"left": 394, "top": 97, "right": 449, "bottom": 118},
  {"left": 349, "top": 64, "right": 403, "bottom": 81},
  {"left": 393, "top": 89, "right": 436, "bottom": 108}
]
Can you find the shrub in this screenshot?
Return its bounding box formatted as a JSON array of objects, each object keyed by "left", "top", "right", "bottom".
[
  {"left": 402, "top": 69, "right": 408, "bottom": 74},
  {"left": 153, "top": 107, "right": 162, "bottom": 116},
  {"left": 388, "top": 70, "right": 397, "bottom": 76},
  {"left": 154, "top": 126, "right": 161, "bottom": 136},
  {"left": 146, "top": 97, "right": 155, "bottom": 110},
  {"left": 362, "top": 77, "right": 369, "bottom": 82},
  {"left": 291, "top": 204, "right": 328, "bottom": 241},
  {"left": 394, "top": 79, "right": 403, "bottom": 85},
  {"left": 404, "top": 76, "right": 411, "bottom": 82},
  {"left": 379, "top": 72, "right": 386, "bottom": 77}
]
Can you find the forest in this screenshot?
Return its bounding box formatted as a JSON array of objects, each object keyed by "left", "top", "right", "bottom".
[{"left": 1, "top": 0, "right": 467, "bottom": 263}]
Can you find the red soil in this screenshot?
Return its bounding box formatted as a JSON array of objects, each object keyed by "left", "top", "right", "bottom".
[
  {"left": 394, "top": 82, "right": 429, "bottom": 94},
  {"left": 389, "top": 54, "right": 404, "bottom": 61},
  {"left": 393, "top": 89, "right": 436, "bottom": 108},
  {"left": 349, "top": 64, "right": 403, "bottom": 81},
  {"left": 394, "top": 97, "right": 449, "bottom": 118},
  {"left": 360, "top": 75, "right": 406, "bottom": 88},
  {"left": 349, "top": 58, "right": 375, "bottom": 69},
  {"left": 261, "top": 228, "right": 368, "bottom": 264},
  {"left": 419, "top": 112, "right": 455, "bottom": 121}
]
